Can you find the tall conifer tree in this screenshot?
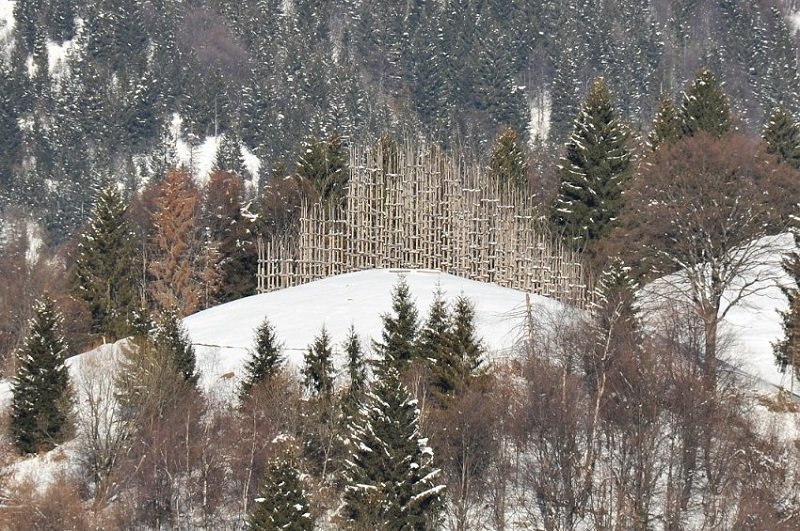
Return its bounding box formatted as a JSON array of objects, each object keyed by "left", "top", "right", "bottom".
[
  {"left": 247, "top": 456, "right": 314, "bottom": 531},
  {"left": 302, "top": 326, "right": 335, "bottom": 400},
  {"left": 342, "top": 367, "right": 444, "bottom": 529},
  {"left": 74, "top": 183, "right": 140, "bottom": 340},
  {"left": 763, "top": 107, "right": 800, "bottom": 169},
  {"left": 774, "top": 232, "right": 800, "bottom": 385},
  {"left": 11, "top": 296, "right": 74, "bottom": 454},
  {"left": 374, "top": 279, "right": 420, "bottom": 372},
  {"left": 240, "top": 316, "right": 284, "bottom": 399},
  {"left": 680, "top": 68, "right": 731, "bottom": 137},
  {"left": 648, "top": 96, "right": 682, "bottom": 150},
  {"left": 552, "top": 78, "right": 631, "bottom": 248}
]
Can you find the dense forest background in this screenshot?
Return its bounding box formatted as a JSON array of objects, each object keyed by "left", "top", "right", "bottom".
[{"left": 1, "top": 0, "right": 799, "bottom": 239}]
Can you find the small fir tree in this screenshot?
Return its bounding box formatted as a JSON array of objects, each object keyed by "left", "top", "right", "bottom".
[
  {"left": 247, "top": 456, "right": 314, "bottom": 531},
  {"left": 11, "top": 296, "right": 74, "bottom": 454},
  {"left": 647, "top": 96, "right": 682, "bottom": 150},
  {"left": 763, "top": 107, "right": 800, "bottom": 169},
  {"left": 342, "top": 367, "right": 444, "bottom": 529},
  {"left": 680, "top": 68, "right": 731, "bottom": 138},
  {"left": 302, "top": 326, "right": 335, "bottom": 400},
  {"left": 551, "top": 78, "right": 631, "bottom": 249},
  {"left": 154, "top": 310, "right": 198, "bottom": 385},
  {"left": 374, "top": 279, "right": 420, "bottom": 372},
  {"left": 240, "top": 316, "right": 284, "bottom": 399},
  {"left": 418, "top": 286, "right": 451, "bottom": 364},
  {"left": 434, "top": 295, "right": 484, "bottom": 397},
  {"left": 341, "top": 325, "right": 367, "bottom": 419},
  {"left": 774, "top": 231, "right": 800, "bottom": 385},
  {"left": 214, "top": 130, "right": 246, "bottom": 177},
  {"left": 74, "top": 182, "right": 140, "bottom": 340},
  {"left": 489, "top": 126, "right": 529, "bottom": 190},
  {"left": 296, "top": 132, "right": 348, "bottom": 205}
]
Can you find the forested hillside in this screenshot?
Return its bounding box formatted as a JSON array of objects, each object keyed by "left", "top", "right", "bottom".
[
  {"left": 0, "top": 0, "right": 799, "bottom": 237},
  {"left": 2, "top": 1, "right": 800, "bottom": 529}
]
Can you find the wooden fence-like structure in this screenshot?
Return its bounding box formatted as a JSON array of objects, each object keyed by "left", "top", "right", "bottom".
[{"left": 256, "top": 144, "right": 588, "bottom": 305}]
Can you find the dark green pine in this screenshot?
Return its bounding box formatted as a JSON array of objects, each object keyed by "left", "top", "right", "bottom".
[
  {"left": 341, "top": 326, "right": 367, "bottom": 418},
  {"left": 774, "top": 232, "right": 800, "bottom": 383},
  {"left": 552, "top": 78, "right": 631, "bottom": 248},
  {"left": 74, "top": 182, "right": 140, "bottom": 340},
  {"left": 648, "top": 96, "right": 682, "bottom": 150},
  {"left": 247, "top": 458, "right": 314, "bottom": 531},
  {"left": 154, "top": 310, "right": 198, "bottom": 385},
  {"left": 374, "top": 279, "right": 420, "bottom": 372},
  {"left": 763, "top": 107, "right": 800, "bottom": 170},
  {"left": 302, "top": 326, "right": 335, "bottom": 399},
  {"left": 240, "top": 316, "right": 284, "bottom": 399},
  {"left": 342, "top": 367, "right": 444, "bottom": 529},
  {"left": 296, "top": 132, "right": 349, "bottom": 205},
  {"left": 489, "top": 126, "right": 529, "bottom": 191},
  {"left": 438, "top": 296, "right": 484, "bottom": 396},
  {"left": 11, "top": 296, "right": 74, "bottom": 454},
  {"left": 680, "top": 68, "right": 731, "bottom": 138}
]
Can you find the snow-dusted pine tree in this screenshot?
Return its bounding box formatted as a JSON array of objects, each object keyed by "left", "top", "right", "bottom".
[
  {"left": 435, "top": 295, "right": 484, "bottom": 397},
  {"left": 680, "top": 68, "right": 731, "bottom": 138},
  {"left": 374, "top": 279, "right": 420, "bottom": 372},
  {"left": 417, "top": 286, "right": 450, "bottom": 366},
  {"left": 11, "top": 296, "right": 74, "bottom": 454},
  {"left": 154, "top": 309, "right": 198, "bottom": 386},
  {"left": 342, "top": 366, "right": 444, "bottom": 529},
  {"left": 74, "top": 182, "right": 140, "bottom": 340},
  {"left": 552, "top": 78, "right": 631, "bottom": 249},
  {"left": 763, "top": 107, "right": 800, "bottom": 169},
  {"left": 489, "top": 126, "right": 529, "bottom": 190},
  {"left": 341, "top": 326, "right": 367, "bottom": 419},
  {"left": 647, "top": 96, "right": 682, "bottom": 151},
  {"left": 774, "top": 231, "right": 800, "bottom": 386},
  {"left": 247, "top": 456, "right": 314, "bottom": 531},
  {"left": 240, "top": 316, "right": 285, "bottom": 400},
  {"left": 302, "top": 326, "right": 335, "bottom": 400}
]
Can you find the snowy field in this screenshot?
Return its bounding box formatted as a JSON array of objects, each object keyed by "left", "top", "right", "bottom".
[{"left": 184, "top": 268, "right": 561, "bottom": 401}]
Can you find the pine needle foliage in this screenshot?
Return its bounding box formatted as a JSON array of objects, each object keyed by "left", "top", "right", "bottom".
[
  {"left": 436, "top": 295, "right": 484, "bottom": 397},
  {"left": 774, "top": 232, "right": 800, "bottom": 384},
  {"left": 247, "top": 456, "right": 314, "bottom": 531},
  {"left": 489, "top": 126, "right": 529, "bottom": 190},
  {"left": 647, "top": 96, "right": 682, "bottom": 151},
  {"left": 551, "top": 78, "right": 631, "bottom": 249},
  {"left": 73, "top": 182, "right": 139, "bottom": 340},
  {"left": 763, "top": 107, "right": 800, "bottom": 169},
  {"left": 240, "top": 316, "right": 284, "bottom": 400},
  {"left": 680, "top": 68, "right": 731, "bottom": 138},
  {"left": 342, "top": 367, "right": 444, "bottom": 529},
  {"left": 342, "top": 326, "right": 367, "bottom": 419},
  {"left": 11, "top": 296, "right": 74, "bottom": 454},
  {"left": 302, "top": 326, "right": 335, "bottom": 399},
  {"left": 153, "top": 310, "right": 198, "bottom": 386},
  {"left": 374, "top": 279, "right": 420, "bottom": 373}
]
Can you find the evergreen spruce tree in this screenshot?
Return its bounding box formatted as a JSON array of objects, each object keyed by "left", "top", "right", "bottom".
[
  {"left": 296, "top": 132, "right": 348, "bottom": 205},
  {"left": 74, "top": 183, "right": 140, "bottom": 340},
  {"left": 551, "top": 78, "right": 632, "bottom": 248},
  {"left": 154, "top": 310, "right": 198, "bottom": 386},
  {"left": 648, "top": 96, "right": 682, "bottom": 150},
  {"left": 342, "top": 367, "right": 444, "bottom": 529},
  {"left": 418, "top": 286, "right": 450, "bottom": 365},
  {"left": 763, "top": 107, "right": 800, "bottom": 169},
  {"left": 341, "top": 325, "right": 367, "bottom": 419},
  {"left": 302, "top": 326, "right": 335, "bottom": 399},
  {"left": 11, "top": 296, "right": 74, "bottom": 454},
  {"left": 247, "top": 456, "right": 314, "bottom": 531},
  {"left": 374, "top": 279, "right": 420, "bottom": 372},
  {"left": 434, "top": 296, "right": 484, "bottom": 397},
  {"left": 680, "top": 68, "right": 732, "bottom": 138},
  {"left": 240, "top": 316, "right": 284, "bottom": 399},
  {"left": 215, "top": 130, "right": 246, "bottom": 177},
  {"left": 489, "top": 126, "right": 529, "bottom": 190},
  {"left": 774, "top": 231, "right": 800, "bottom": 385}
]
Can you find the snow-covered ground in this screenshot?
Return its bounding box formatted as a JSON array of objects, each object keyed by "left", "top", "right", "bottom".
[
  {"left": 184, "top": 268, "right": 558, "bottom": 401},
  {"left": 0, "top": 0, "right": 14, "bottom": 57},
  {"left": 789, "top": 10, "right": 800, "bottom": 34}
]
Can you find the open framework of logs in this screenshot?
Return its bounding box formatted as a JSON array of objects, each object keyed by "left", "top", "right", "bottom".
[{"left": 257, "top": 143, "right": 588, "bottom": 306}]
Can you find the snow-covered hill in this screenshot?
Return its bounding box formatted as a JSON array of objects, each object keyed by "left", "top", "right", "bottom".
[{"left": 184, "top": 268, "right": 562, "bottom": 401}]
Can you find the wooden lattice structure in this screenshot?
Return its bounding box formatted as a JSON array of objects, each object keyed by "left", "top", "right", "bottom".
[{"left": 257, "top": 144, "right": 588, "bottom": 305}]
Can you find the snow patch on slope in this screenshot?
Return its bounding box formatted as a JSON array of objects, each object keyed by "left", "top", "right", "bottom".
[
  {"left": 789, "top": 11, "right": 800, "bottom": 34},
  {"left": 0, "top": 0, "right": 14, "bottom": 57},
  {"left": 46, "top": 18, "right": 82, "bottom": 79},
  {"left": 529, "top": 90, "right": 551, "bottom": 143}
]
